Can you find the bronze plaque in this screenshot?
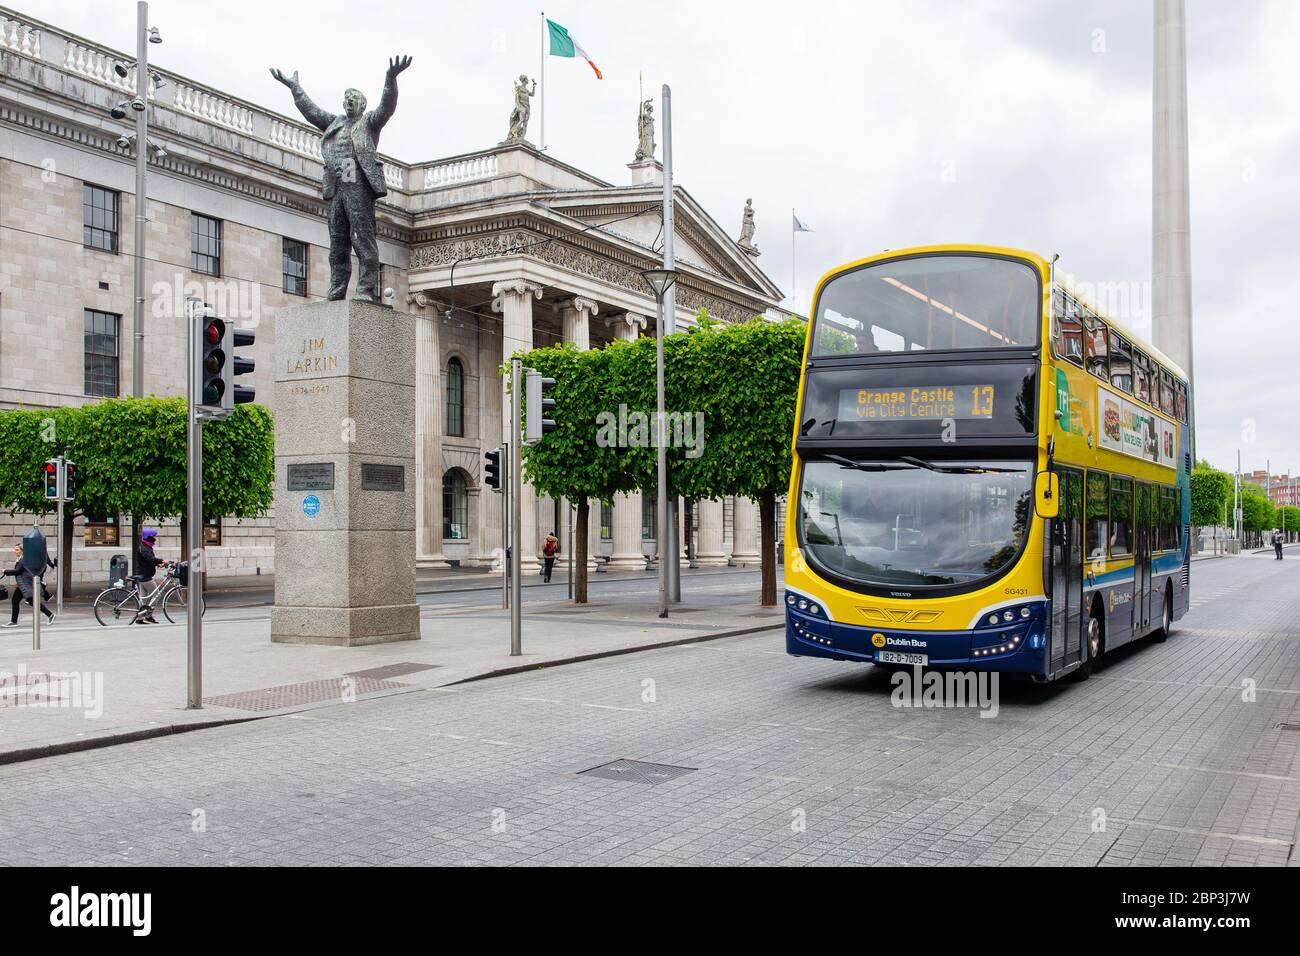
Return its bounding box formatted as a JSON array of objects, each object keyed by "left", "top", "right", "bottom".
[
  {"left": 287, "top": 462, "right": 335, "bottom": 491},
  {"left": 361, "top": 463, "right": 405, "bottom": 491}
]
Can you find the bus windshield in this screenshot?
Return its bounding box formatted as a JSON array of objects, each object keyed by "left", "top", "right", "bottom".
[
  {"left": 811, "top": 254, "right": 1040, "bottom": 357},
  {"left": 798, "top": 458, "right": 1032, "bottom": 590}
]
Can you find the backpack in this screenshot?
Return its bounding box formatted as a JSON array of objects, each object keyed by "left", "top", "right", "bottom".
[{"left": 543, "top": 540, "right": 557, "bottom": 558}]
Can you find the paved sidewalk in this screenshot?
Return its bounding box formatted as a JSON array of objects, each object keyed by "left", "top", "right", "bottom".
[{"left": 0, "top": 577, "right": 783, "bottom": 762}]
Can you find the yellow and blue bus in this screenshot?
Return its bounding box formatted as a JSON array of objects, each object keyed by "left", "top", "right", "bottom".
[{"left": 783, "top": 245, "right": 1191, "bottom": 682}]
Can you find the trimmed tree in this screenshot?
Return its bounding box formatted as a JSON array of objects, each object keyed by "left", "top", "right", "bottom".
[
  {"left": 674, "top": 317, "right": 806, "bottom": 605},
  {"left": 519, "top": 345, "right": 632, "bottom": 603},
  {"left": 0, "top": 398, "right": 274, "bottom": 588},
  {"left": 1190, "top": 466, "right": 1233, "bottom": 528}
]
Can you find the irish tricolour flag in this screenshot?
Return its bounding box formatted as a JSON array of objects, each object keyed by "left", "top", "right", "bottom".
[{"left": 547, "top": 18, "right": 602, "bottom": 79}]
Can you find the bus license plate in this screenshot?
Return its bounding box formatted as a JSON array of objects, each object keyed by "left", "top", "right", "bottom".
[{"left": 877, "top": 650, "right": 927, "bottom": 666}]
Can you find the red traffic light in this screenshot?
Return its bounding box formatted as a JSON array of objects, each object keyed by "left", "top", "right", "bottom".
[
  {"left": 204, "top": 318, "right": 225, "bottom": 344},
  {"left": 44, "top": 462, "right": 57, "bottom": 474}
]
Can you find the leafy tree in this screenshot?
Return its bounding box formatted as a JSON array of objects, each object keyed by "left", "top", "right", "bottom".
[
  {"left": 1278, "top": 505, "right": 1300, "bottom": 538},
  {"left": 0, "top": 399, "right": 274, "bottom": 586},
  {"left": 673, "top": 317, "right": 806, "bottom": 605},
  {"left": 1189, "top": 466, "right": 1233, "bottom": 527},
  {"left": 519, "top": 345, "right": 632, "bottom": 603},
  {"left": 1241, "top": 484, "right": 1275, "bottom": 535}
]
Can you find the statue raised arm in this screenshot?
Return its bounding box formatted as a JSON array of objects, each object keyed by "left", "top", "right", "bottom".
[{"left": 269, "top": 56, "right": 413, "bottom": 303}]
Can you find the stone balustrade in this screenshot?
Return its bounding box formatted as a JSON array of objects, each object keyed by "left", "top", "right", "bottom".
[
  {"left": 421, "top": 154, "right": 498, "bottom": 190},
  {"left": 0, "top": 14, "right": 40, "bottom": 58},
  {"left": 268, "top": 118, "right": 323, "bottom": 160},
  {"left": 172, "top": 83, "right": 255, "bottom": 133}
]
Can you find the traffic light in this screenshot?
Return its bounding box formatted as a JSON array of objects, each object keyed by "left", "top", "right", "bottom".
[
  {"left": 63, "top": 460, "right": 77, "bottom": 502},
  {"left": 225, "top": 323, "right": 256, "bottom": 407},
  {"left": 484, "top": 447, "right": 503, "bottom": 492},
  {"left": 197, "top": 309, "right": 227, "bottom": 416},
  {"left": 43, "top": 460, "right": 59, "bottom": 500},
  {"left": 525, "top": 369, "right": 556, "bottom": 443},
  {"left": 195, "top": 307, "right": 255, "bottom": 418}
]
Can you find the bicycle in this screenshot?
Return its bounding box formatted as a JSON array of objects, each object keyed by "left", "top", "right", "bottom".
[{"left": 92, "top": 561, "right": 204, "bottom": 626}]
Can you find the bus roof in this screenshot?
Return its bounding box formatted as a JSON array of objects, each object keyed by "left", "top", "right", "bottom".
[{"left": 814, "top": 243, "right": 1189, "bottom": 383}]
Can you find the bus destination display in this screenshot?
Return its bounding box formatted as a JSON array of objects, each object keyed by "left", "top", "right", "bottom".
[{"left": 838, "top": 384, "right": 997, "bottom": 422}]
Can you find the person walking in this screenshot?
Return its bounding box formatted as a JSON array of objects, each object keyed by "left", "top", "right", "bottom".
[
  {"left": 542, "top": 532, "right": 559, "bottom": 583},
  {"left": 136, "top": 528, "right": 171, "bottom": 624},
  {"left": 1273, "top": 528, "right": 1284, "bottom": 560},
  {"left": 1, "top": 542, "right": 56, "bottom": 627}
]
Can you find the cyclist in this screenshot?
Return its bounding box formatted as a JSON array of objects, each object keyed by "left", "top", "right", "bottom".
[{"left": 136, "top": 528, "right": 173, "bottom": 624}]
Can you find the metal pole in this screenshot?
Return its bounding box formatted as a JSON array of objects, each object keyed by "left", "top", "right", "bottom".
[
  {"left": 32, "top": 568, "right": 41, "bottom": 651},
  {"left": 655, "top": 293, "right": 668, "bottom": 619},
  {"left": 131, "top": 1, "right": 149, "bottom": 399},
  {"left": 501, "top": 443, "right": 509, "bottom": 609},
  {"left": 510, "top": 359, "right": 523, "bottom": 654},
  {"left": 55, "top": 456, "right": 65, "bottom": 617},
  {"left": 539, "top": 10, "right": 546, "bottom": 151},
  {"left": 186, "top": 300, "right": 203, "bottom": 709},
  {"left": 661, "top": 84, "right": 680, "bottom": 604}
]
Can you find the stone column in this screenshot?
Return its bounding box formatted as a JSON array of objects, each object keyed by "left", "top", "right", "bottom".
[
  {"left": 731, "top": 495, "right": 761, "bottom": 567},
  {"left": 412, "top": 293, "right": 448, "bottom": 566},
  {"left": 696, "top": 497, "right": 728, "bottom": 566},
  {"left": 605, "top": 312, "right": 648, "bottom": 571},
  {"left": 493, "top": 278, "right": 543, "bottom": 572},
  {"left": 560, "top": 296, "right": 601, "bottom": 571},
  {"left": 559, "top": 295, "right": 598, "bottom": 351}
]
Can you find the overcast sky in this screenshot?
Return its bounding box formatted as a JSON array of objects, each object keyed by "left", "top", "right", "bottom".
[{"left": 34, "top": 0, "right": 1300, "bottom": 477}]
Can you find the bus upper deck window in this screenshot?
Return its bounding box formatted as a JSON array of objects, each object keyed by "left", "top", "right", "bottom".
[
  {"left": 1109, "top": 330, "right": 1133, "bottom": 393},
  {"left": 1134, "top": 352, "right": 1151, "bottom": 405},
  {"left": 1159, "top": 368, "right": 1175, "bottom": 416},
  {"left": 1084, "top": 313, "right": 1108, "bottom": 381},
  {"left": 1175, "top": 381, "right": 1188, "bottom": 423}
]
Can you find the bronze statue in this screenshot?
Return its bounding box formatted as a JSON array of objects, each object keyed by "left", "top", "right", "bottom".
[{"left": 270, "top": 56, "right": 412, "bottom": 303}]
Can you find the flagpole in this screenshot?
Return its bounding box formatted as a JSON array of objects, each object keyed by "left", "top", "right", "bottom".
[
  {"left": 791, "top": 208, "right": 796, "bottom": 313},
  {"left": 539, "top": 11, "right": 546, "bottom": 151}
]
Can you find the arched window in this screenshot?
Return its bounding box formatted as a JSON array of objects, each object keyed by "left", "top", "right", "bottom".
[
  {"left": 442, "top": 469, "right": 468, "bottom": 540},
  {"left": 445, "top": 357, "right": 465, "bottom": 437}
]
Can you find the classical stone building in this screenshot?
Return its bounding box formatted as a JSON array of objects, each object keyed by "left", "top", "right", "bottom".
[{"left": 0, "top": 7, "right": 785, "bottom": 581}]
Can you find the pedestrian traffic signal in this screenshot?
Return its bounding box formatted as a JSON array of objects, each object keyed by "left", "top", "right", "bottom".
[
  {"left": 197, "top": 309, "right": 228, "bottom": 417},
  {"left": 525, "top": 369, "right": 556, "bottom": 443},
  {"left": 63, "top": 460, "right": 77, "bottom": 502},
  {"left": 43, "top": 460, "right": 59, "bottom": 499},
  {"left": 484, "top": 447, "right": 503, "bottom": 492}
]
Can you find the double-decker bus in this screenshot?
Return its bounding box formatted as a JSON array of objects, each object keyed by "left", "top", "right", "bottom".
[{"left": 784, "top": 245, "right": 1191, "bottom": 682}]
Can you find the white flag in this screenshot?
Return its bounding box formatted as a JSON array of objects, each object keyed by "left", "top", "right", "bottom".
[{"left": 793, "top": 212, "right": 812, "bottom": 232}]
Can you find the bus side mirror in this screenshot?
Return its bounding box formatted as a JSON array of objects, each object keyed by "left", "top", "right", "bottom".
[{"left": 1035, "top": 472, "right": 1060, "bottom": 519}]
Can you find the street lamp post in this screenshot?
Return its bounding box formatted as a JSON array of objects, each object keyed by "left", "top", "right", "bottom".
[
  {"left": 130, "top": 1, "right": 160, "bottom": 399},
  {"left": 640, "top": 267, "right": 678, "bottom": 619}
]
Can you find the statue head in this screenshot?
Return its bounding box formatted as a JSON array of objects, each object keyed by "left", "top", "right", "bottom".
[
  {"left": 342, "top": 88, "right": 367, "bottom": 118},
  {"left": 518, "top": 74, "right": 529, "bottom": 85}
]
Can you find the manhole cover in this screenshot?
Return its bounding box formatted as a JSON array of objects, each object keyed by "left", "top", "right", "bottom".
[
  {"left": 203, "top": 676, "right": 406, "bottom": 712},
  {"left": 345, "top": 662, "right": 439, "bottom": 680},
  {"left": 578, "top": 758, "right": 697, "bottom": 785}
]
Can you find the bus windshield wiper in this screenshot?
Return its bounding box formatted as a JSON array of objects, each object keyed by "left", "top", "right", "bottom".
[
  {"left": 899, "top": 456, "right": 1021, "bottom": 475},
  {"left": 823, "top": 454, "right": 909, "bottom": 473}
]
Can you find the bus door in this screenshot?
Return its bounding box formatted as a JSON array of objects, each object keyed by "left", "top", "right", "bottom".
[
  {"left": 1049, "top": 468, "right": 1085, "bottom": 669},
  {"left": 1134, "top": 483, "right": 1153, "bottom": 634}
]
